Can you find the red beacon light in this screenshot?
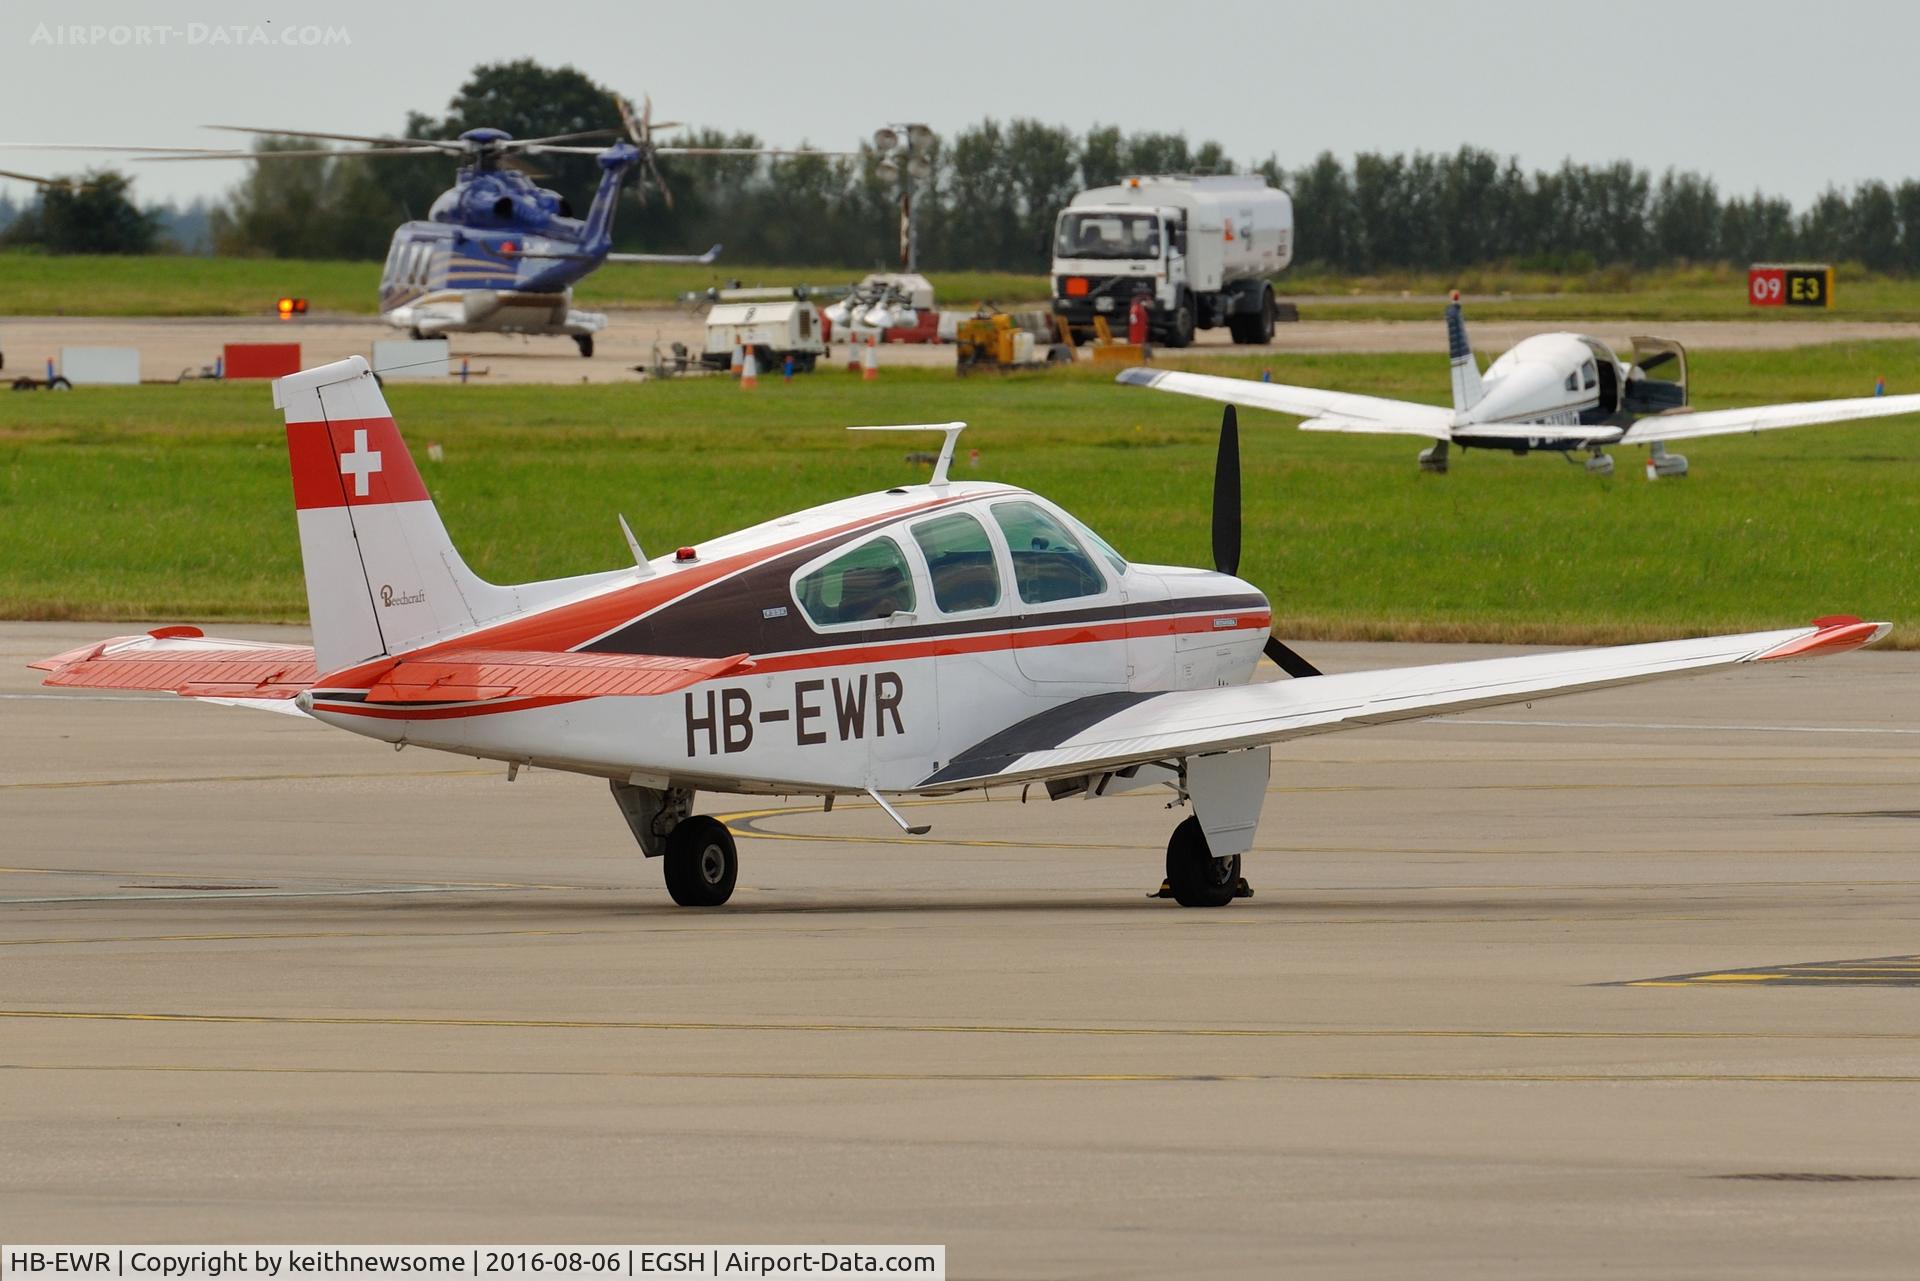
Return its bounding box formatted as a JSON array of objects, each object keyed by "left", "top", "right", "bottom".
[{"left": 674, "top": 546, "right": 698, "bottom": 563}]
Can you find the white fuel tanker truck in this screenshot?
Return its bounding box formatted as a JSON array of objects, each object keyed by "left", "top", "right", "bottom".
[{"left": 1050, "top": 174, "right": 1293, "bottom": 347}]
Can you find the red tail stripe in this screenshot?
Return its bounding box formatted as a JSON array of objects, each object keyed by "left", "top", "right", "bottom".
[{"left": 288, "top": 416, "right": 430, "bottom": 510}]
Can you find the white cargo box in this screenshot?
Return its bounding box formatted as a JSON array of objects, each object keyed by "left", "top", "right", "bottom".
[
  {"left": 703, "top": 301, "right": 824, "bottom": 356},
  {"left": 59, "top": 346, "right": 141, "bottom": 385},
  {"left": 372, "top": 339, "right": 451, "bottom": 379}
]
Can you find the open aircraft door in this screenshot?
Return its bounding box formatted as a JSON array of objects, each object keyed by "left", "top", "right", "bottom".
[{"left": 1625, "top": 337, "right": 1688, "bottom": 415}]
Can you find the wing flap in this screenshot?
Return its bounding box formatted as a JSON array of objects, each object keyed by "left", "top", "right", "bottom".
[
  {"left": 1298, "top": 414, "right": 1453, "bottom": 440},
  {"left": 33, "top": 630, "right": 317, "bottom": 699},
  {"left": 921, "top": 617, "right": 1889, "bottom": 791},
  {"left": 1618, "top": 393, "right": 1920, "bottom": 444},
  {"left": 361, "top": 648, "right": 753, "bottom": 704}
]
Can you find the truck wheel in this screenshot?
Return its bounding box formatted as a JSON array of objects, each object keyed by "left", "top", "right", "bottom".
[
  {"left": 1162, "top": 296, "right": 1196, "bottom": 349},
  {"left": 1229, "top": 288, "right": 1276, "bottom": 345}
]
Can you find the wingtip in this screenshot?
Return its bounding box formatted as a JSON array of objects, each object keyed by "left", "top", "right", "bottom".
[
  {"left": 1756, "top": 616, "right": 1891, "bottom": 662},
  {"left": 1114, "top": 367, "right": 1161, "bottom": 387}
]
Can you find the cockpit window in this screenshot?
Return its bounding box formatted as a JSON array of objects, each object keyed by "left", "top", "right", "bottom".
[
  {"left": 990, "top": 501, "right": 1106, "bottom": 604},
  {"left": 1068, "top": 515, "right": 1129, "bottom": 574},
  {"left": 1582, "top": 359, "right": 1598, "bottom": 390},
  {"left": 1564, "top": 372, "right": 1578, "bottom": 392},
  {"left": 795, "top": 537, "right": 916, "bottom": 628},
  {"left": 910, "top": 512, "right": 1001, "bottom": 614}
]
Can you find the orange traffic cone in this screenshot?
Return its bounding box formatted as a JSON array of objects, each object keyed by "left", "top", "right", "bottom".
[
  {"left": 862, "top": 337, "right": 878, "bottom": 382},
  {"left": 740, "top": 346, "right": 758, "bottom": 390},
  {"left": 729, "top": 344, "right": 743, "bottom": 375}
]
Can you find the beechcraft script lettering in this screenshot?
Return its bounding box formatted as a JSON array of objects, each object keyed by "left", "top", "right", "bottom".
[{"left": 685, "top": 672, "right": 906, "bottom": 756}]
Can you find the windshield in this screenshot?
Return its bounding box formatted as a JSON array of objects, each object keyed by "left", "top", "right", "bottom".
[{"left": 1055, "top": 211, "right": 1161, "bottom": 260}]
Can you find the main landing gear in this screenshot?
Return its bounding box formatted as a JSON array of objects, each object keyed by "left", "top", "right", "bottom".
[
  {"left": 1152, "top": 815, "right": 1254, "bottom": 908},
  {"left": 574, "top": 334, "right": 595, "bottom": 358},
  {"left": 1584, "top": 448, "right": 1614, "bottom": 476},
  {"left": 1647, "top": 441, "right": 1688, "bottom": 478},
  {"left": 609, "top": 781, "right": 738, "bottom": 907},
  {"left": 1418, "top": 440, "right": 1450, "bottom": 474}
]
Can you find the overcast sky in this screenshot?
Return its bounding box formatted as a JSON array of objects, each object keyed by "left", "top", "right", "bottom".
[{"left": 1, "top": 0, "right": 1908, "bottom": 211}]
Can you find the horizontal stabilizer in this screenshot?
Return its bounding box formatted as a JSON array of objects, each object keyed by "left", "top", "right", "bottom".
[
  {"left": 1300, "top": 414, "right": 1451, "bottom": 440},
  {"left": 32, "top": 629, "right": 315, "bottom": 699},
  {"left": 360, "top": 649, "right": 753, "bottom": 704},
  {"left": 604, "top": 244, "right": 722, "bottom": 265},
  {"left": 1456, "top": 422, "right": 1624, "bottom": 443}
]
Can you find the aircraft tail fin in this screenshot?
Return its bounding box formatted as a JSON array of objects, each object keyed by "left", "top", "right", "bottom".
[
  {"left": 274, "top": 356, "right": 523, "bottom": 676},
  {"left": 1446, "top": 297, "right": 1485, "bottom": 417}
]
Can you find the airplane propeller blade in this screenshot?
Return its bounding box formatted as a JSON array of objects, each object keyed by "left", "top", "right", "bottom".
[
  {"left": 1212, "top": 404, "right": 1240, "bottom": 577},
  {"left": 1210, "top": 404, "right": 1322, "bottom": 679},
  {"left": 1263, "top": 636, "right": 1322, "bottom": 679}
]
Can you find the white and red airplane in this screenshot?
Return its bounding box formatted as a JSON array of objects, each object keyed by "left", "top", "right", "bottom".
[
  {"left": 1121, "top": 298, "right": 1920, "bottom": 476},
  {"left": 31, "top": 356, "right": 1890, "bottom": 907}
]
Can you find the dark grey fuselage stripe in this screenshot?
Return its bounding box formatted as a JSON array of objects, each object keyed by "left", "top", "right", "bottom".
[{"left": 919, "top": 690, "right": 1162, "bottom": 787}]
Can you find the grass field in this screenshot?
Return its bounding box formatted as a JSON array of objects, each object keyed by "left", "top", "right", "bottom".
[
  {"left": 11, "top": 251, "right": 1920, "bottom": 324},
  {"left": 0, "top": 251, "right": 1052, "bottom": 316},
  {"left": 5, "top": 341, "right": 1918, "bottom": 647}
]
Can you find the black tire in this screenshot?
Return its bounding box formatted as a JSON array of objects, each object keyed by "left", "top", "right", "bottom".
[
  {"left": 14, "top": 377, "right": 37, "bottom": 391},
  {"left": 48, "top": 376, "right": 72, "bottom": 391},
  {"left": 1161, "top": 295, "right": 1196, "bottom": 348},
  {"left": 574, "top": 334, "right": 595, "bottom": 358},
  {"left": 663, "top": 815, "right": 738, "bottom": 907},
  {"left": 1229, "top": 288, "right": 1276, "bottom": 345},
  {"left": 1164, "top": 815, "right": 1240, "bottom": 908}
]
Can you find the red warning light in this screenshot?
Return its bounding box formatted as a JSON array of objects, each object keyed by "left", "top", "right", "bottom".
[
  {"left": 675, "top": 546, "right": 698, "bottom": 562},
  {"left": 498, "top": 241, "right": 518, "bottom": 255},
  {"left": 276, "top": 297, "right": 308, "bottom": 319}
]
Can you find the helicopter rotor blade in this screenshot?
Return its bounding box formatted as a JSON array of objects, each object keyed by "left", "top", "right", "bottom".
[
  {"left": 0, "top": 143, "right": 243, "bottom": 154},
  {"left": 508, "top": 129, "right": 621, "bottom": 148},
  {"left": 135, "top": 145, "right": 449, "bottom": 161},
  {"left": 0, "top": 168, "right": 67, "bottom": 186},
  {"left": 202, "top": 124, "right": 463, "bottom": 150}
]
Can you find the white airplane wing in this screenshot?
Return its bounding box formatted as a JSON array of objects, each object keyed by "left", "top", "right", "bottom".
[
  {"left": 1617, "top": 393, "right": 1920, "bottom": 445},
  {"left": 1118, "top": 367, "right": 1454, "bottom": 439},
  {"left": 918, "top": 618, "right": 1887, "bottom": 792}
]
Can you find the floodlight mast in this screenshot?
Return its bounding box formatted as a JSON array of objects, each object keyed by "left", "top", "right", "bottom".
[{"left": 873, "top": 122, "right": 933, "bottom": 273}]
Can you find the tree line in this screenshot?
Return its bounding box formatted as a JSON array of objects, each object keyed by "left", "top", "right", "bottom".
[{"left": 8, "top": 58, "right": 1920, "bottom": 275}]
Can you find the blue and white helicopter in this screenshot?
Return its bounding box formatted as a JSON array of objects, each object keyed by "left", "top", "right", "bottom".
[{"left": 16, "top": 97, "right": 840, "bottom": 356}]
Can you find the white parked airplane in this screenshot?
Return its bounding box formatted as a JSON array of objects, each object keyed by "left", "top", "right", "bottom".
[
  {"left": 32, "top": 357, "right": 1889, "bottom": 906},
  {"left": 1120, "top": 298, "right": 1920, "bottom": 475}
]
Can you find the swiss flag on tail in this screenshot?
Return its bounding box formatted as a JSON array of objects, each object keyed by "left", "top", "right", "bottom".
[{"left": 276, "top": 357, "right": 430, "bottom": 510}]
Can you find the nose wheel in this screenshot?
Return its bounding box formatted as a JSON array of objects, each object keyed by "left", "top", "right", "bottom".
[
  {"left": 1154, "top": 815, "right": 1249, "bottom": 907},
  {"left": 662, "top": 815, "right": 738, "bottom": 907}
]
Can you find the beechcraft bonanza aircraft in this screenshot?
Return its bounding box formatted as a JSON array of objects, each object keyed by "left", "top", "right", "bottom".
[
  {"left": 33, "top": 358, "right": 1888, "bottom": 906},
  {"left": 1120, "top": 298, "right": 1920, "bottom": 476}
]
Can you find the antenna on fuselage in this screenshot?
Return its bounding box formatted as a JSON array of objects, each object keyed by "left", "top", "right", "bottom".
[
  {"left": 617, "top": 513, "right": 655, "bottom": 577},
  {"left": 846, "top": 421, "right": 966, "bottom": 486}
]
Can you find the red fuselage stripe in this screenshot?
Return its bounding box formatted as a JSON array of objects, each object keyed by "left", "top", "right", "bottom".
[{"left": 309, "top": 611, "right": 1272, "bottom": 721}]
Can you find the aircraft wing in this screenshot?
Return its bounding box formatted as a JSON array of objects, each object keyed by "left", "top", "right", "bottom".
[
  {"left": 1118, "top": 367, "right": 1454, "bottom": 438},
  {"left": 917, "top": 617, "right": 1887, "bottom": 792},
  {"left": 1617, "top": 393, "right": 1920, "bottom": 445},
  {"left": 33, "top": 630, "right": 751, "bottom": 704}
]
